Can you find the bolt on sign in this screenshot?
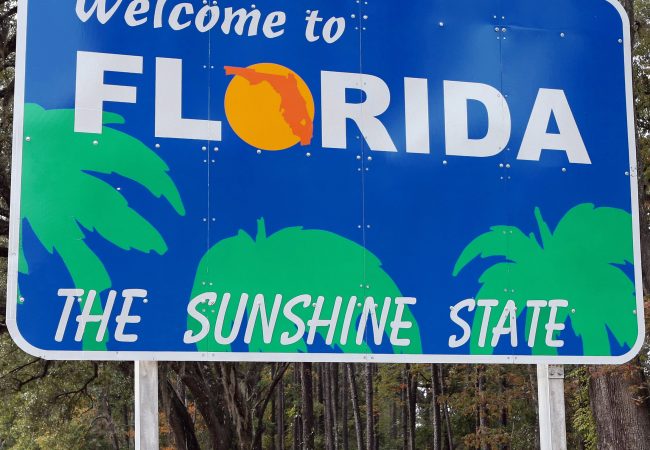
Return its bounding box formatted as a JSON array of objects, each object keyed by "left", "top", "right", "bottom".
[{"left": 7, "top": 0, "right": 644, "bottom": 363}]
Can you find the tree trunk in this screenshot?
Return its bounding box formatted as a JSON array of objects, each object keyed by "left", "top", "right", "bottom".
[
  {"left": 122, "top": 403, "right": 131, "bottom": 449},
  {"left": 477, "top": 365, "right": 488, "bottom": 450},
  {"left": 100, "top": 392, "right": 120, "bottom": 450},
  {"left": 401, "top": 376, "right": 408, "bottom": 450},
  {"left": 373, "top": 365, "right": 379, "bottom": 450},
  {"left": 301, "top": 362, "right": 315, "bottom": 450},
  {"left": 499, "top": 369, "right": 508, "bottom": 450},
  {"left": 341, "top": 366, "right": 349, "bottom": 450},
  {"left": 431, "top": 365, "right": 442, "bottom": 450},
  {"left": 332, "top": 363, "right": 339, "bottom": 450},
  {"left": 160, "top": 376, "right": 201, "bottom": 450},
  {"left": 365, "top": 363, "right": 375, "bottom": 450},
  {"left": 438, "top": 366, "right": 453, "bottom": 450},
  {"left": 346, "top": 364, "right": 364, "bottom": 450},
  {"left": 316, "top": 364, "right": 324, "bottom": 443},
  {"left": 272, "top": 394, "right": 277, "bottom": 450},
  {"left": 405, "top": 365, "right": 416, "bottom": 450},
  {"left": 589, "top": 365, "right": 650, "bottom": 450},
  {"left": 324, "top": 363, "right": 334, "bottom": 450},
  {"left": 528, "top": 365, "right": 540, "bottom": 450},
  {"left": 294, "top": 364, "right": 302, "bottom": 450},
  {"left": 390, "top": 401, "right": 397, "bottom": 444},
  {"left": 277, "top": 376, "right": 285, "bottom": 450}
]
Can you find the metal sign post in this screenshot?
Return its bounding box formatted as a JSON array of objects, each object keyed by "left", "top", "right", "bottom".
[
  {"left": 537, "top": 364, "right": 567, "bottom": 450},
  {"left": 134, "top": 361, "right": 159, "bottom": 450}
]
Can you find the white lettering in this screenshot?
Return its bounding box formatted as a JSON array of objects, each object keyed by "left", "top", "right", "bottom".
[
  {"left": 74, "top": 51, "right": 142, "bottom": 134},
  {"left": 477, "top": 299, "right": 499, "bottom": 347},
  {"left": 115, "top": 289, "right": 145, "bottom": 343},
  {"left": 545, "top": 299, "right": 568, "bottom": 347},
  {"left": 124, "top": 0, "right": 149, "bottom": 26},
  {"left": 444, "top": 80, "right": 511, "bottom": 158},
  {"left": 244, "top": 294, "right": 282, "bottom": 344},
  {"left": 390, "top": 297, "right": 416, "bottom": 347},
  {"left": 321, "top": 71, "right": 397, "bottom": 152},
  {"left": 526, "top": 300, "right": 547, "bottom": 347},
  {"left": 280, "top": 294, "right": 311, "bottom": 345},
  {"left": 491, "top": 299, "right": 518, "bottom": 347},
  {"left": 306, "top": 296, "right": 342, "bottom": 345},
  {"left": 155, "top": 57, "right": 221, "bottom": 141},
  {"left": 448, "top": 298, "right": 475, "bottom": 348},
  {"left": 518, "top": 89, "right": 590, "bottom": 164},
  {"left": 183, "top": 292, "right": 213, "bottom": 344}
]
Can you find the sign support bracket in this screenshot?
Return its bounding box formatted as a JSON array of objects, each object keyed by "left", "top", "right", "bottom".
[
  {"left": 135, "top": 360, "right": 159, "bottom": 450},
  {"left": 537, "top": 364, "right": 567, "bottom": 450}
]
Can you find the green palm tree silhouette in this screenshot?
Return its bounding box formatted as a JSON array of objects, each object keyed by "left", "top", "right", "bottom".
[
  {"left": 453, "top": 203, "right": 636, "bottom": 356},
  {"left": 187, "top": 219, "right": 422, "bottom": 354},
  {"left": 19, "top": 104, "right": 185, "bottom": 350}
]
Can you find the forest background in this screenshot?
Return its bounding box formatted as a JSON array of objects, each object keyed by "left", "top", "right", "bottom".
[{"left": 1, "top": 0, "right": 650, "bottom": 449}]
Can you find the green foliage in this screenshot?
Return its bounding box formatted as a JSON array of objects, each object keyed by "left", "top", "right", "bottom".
[
  {"left": 454, "top": 204, "right": 637, "bottom": 356},
  {"left": 188, "top": 218, "right": 422, "bottom": 354},
  {"left": 19, "top": 104, "right": 184, "bottom": 349},
  {"left": 566, "top": 367, "right": 598, "bottom": 450},
  {"left": 0, "top": 334, "right": 133, "bottom": 449}
]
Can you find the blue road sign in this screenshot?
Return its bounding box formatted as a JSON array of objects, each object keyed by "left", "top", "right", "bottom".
[{"left": 8, "top": 0, "right": 643, "bottom": 363}]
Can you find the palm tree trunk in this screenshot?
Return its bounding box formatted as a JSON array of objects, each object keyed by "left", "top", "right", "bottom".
[
  {"left": 346, "top": 364, "right": 364, "bottom": 450},
  {"left": 301, "top": 362, "right": 315, "bottom": 450},
  {"left": 365, "top": 363, "right": 375, "bottom": 450}
]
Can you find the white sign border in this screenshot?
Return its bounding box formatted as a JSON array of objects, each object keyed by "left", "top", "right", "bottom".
[{"left": 6, "top": 0, "right": 645, "bottom": 363}]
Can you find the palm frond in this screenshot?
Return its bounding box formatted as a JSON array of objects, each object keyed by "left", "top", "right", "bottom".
[
  {"left": 73, "top": 173, "right": 167, "bottom": 254},
  {"left": 453, "top": 226, "right": 540, "bottom": 276},
  {"left": 552, "top": 203, "right": 633, "bottom": 265}
]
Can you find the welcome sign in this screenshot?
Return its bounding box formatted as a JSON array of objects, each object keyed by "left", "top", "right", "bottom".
[{"left": 8, "top": 0, "right": 643, "bottom": 363}]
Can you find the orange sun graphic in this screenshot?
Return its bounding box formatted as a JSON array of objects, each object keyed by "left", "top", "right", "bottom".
[{"left": 224, "top": 63, "right": 315, "bottom": 151}]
